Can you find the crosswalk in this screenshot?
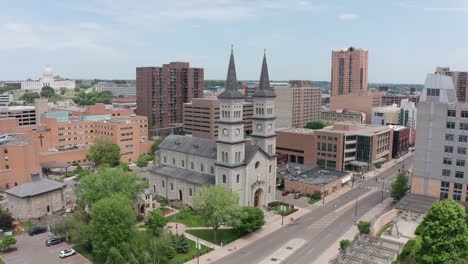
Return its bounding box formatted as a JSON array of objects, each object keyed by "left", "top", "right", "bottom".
[{"left": 365, "top": 186, "right": 390, "bottom": 192}]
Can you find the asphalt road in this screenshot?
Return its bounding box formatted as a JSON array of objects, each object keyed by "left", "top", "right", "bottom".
[{"left": 214, "top": 155, "right": 414, "bottom": 264}]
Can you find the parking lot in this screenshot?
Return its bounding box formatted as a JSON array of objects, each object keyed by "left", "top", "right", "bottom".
[
  {"left": 1, "top": 233, "right": 91, "bottom": 264},
  {"left": 275, "top": 190, "right": 310, "bottom": 208}
]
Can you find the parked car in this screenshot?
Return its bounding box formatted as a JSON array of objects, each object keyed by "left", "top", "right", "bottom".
[
  {"left": 59, "top": 249, "right": 76, "bottom": 258},
  {"left": 46, "top": 237, "right": 64, "bottom": 246},
  {"left": 29, "top": 226, "right": 47, "bottom": 236},
  {"left": 281, "top": 191, "right": 289, "bottom": 196},
  {"left": 293, "top": 193, "right": 302, "bottom": 199}
]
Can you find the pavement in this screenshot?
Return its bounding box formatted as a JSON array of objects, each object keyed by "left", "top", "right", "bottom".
[
  {"left": 208, "top": 153, "right": 414, "bottom": 264},
  {"left": 0, "top": 233, "right": 91, "bottom": 264}
]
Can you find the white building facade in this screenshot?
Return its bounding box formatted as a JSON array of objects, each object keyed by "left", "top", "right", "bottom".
[{"left": 21, "top": 66, "right": 75, "bottom": 92}]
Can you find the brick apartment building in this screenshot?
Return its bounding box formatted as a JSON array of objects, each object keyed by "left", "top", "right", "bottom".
[
  {"left": 381, "top": 94, "right": 420, "bottom": 107},
  {"left": 136, "top": 62, "right": 204, "bottom": 134},
  {"left": 331, "top": 47, "right": 368, "bottom": 96},
  {"left": 183, "top": 98, "right": 253, "bottom": 140},
  {"left": 436, "top": 67, "right": 468, "bottom": 102}
]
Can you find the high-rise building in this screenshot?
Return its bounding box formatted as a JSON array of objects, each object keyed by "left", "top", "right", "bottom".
[
  {"left": 331, "top": 47, "right": 368, "bottom": 96},
  {"left": 136, "top": 62, "right": 204, "bottom": 134},
  {"left": 435, "top": 67, "right": 468, "bottom": 102},
  {"left": 412, "top": 74, "right": 467, "bottom": 201},
  {"left": 291, "top": 87, "right": 322, "bottom": 128}
]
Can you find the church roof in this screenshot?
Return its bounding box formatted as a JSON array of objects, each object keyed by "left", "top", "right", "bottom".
[
  {"left": 159, "top": 135, "right": 217, "bottom": 159},
  {"left": 149, "top": 166, "right": 215, "bottom": 185},
  {"left": 218, "top": 48, "right": 244, "bottom": 100},
  {"left": 253, "top": 52, "right": 276, "bottom": 98}
]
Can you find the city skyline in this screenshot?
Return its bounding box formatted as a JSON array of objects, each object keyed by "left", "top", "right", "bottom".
[{"left": 1, "top": 0, "right": 468, "bottom": 83}]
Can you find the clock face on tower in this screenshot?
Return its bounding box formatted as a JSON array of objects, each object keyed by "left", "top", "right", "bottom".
[
  {"left": 223, "top": 128, "right": 228, "bottom": 136},
  {"left": 235, "top": 128, "right": 241, "bottom": 136},
  {"left": 268, "top": 123, "right": 272, "bottom": 130},
  {"left": 256, "top": 124, "right": 262, "bottom": 131}
]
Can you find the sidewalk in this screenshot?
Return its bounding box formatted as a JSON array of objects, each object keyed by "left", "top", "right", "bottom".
[{"left": 365, "top": 152, "right": 414, "bottom": 179}]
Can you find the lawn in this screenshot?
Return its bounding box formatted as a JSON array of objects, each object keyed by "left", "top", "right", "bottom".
[
  {"left": 0, "top": 256, "right": 5, "bottom": 264},
  {"left": 308, "top": 198, "right": 320, "bottom": 204},
  {"left": 166, "top": 210, "right": 205, "bottom": 227},
  {"left": 169, "top": 238, "right": 212, "bottom": 264},
  {"left": 185, "top": 229, "right": 242, "bottom": 246}
]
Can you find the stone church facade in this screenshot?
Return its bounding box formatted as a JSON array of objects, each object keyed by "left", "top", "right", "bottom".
[{"left": 146, "top": 50, "right": 277, "bottom": 207}]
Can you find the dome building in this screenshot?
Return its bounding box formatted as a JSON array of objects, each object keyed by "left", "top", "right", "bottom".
[{"left": 21, "top": 66, "right": 76, "bottom": 92}]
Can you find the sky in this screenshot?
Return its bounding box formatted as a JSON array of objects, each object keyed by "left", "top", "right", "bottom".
[{"left": 1, "top": 0, "right": 468, "bottom": 84}]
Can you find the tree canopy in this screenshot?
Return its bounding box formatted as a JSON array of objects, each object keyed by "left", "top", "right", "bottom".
[
  {"left": 193, "top": 185, "right": 241, "bottom": 241},
  {"left": 235, "top": 207, "right": 265, "bottom": 234},
  {"left": 304, "top": 121, "right": 328, "bottom": 130},
  {"left": 19, "top": 92, "right": 40, "bottom": 104},
  {"left": 90, "top": 193, "right": 136, "bottom": 260},
  {"left": 146, "top": 209, "right": 167, "bottom": 234},
  {"left": 390, "top": 171, "right": 409, "bottom": 201},
  {"left": 87, "top": 137, "right": 121, "bottom": 167},
  {"left": 72, "top": 91, "right": 113, "bottom": 105},
  {"left": 75, "top": 166, "right": 148, "bottom": 208},
  {"left": 151, "top": 136, "right": 167, "bottom": 154}
]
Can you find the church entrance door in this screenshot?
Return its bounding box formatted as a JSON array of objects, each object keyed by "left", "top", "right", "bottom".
[
  {"left": 179, "top": 190, "right": 183, "bottom": 201},
  {"left": 254, "top": 188, "right": 263, "bottom": 207}
]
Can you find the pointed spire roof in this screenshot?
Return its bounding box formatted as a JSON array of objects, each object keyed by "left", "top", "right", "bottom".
[
  {"left": 218, "top": 47, "right": 244, "bottom": 100},
  {"left": 253, "top": 51, "right": 276, "bottom": 98}
]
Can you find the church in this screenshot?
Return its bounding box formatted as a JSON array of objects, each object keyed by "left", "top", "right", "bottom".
[{"left": 147, "top": 50, "right": 277, "bottom": 207}]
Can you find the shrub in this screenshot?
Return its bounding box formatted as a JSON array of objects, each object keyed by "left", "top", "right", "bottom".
[
  {"left": 311, "top": 191, "right": 321, "bottom": 200},
  {"left": 357, "top": 221, "right": 371, "bottom": 235},
  {"left": 267, "top": 201, "right": 288, "bottom": 208},
  {"left": 235, "top": 207, "right": 265, "bottom": 235},
  {"left": 340, "top": 239, "right": 351, "bottom": 251},
  {"left": 158, "top": 198, "right": 169, "bottom": 207}
]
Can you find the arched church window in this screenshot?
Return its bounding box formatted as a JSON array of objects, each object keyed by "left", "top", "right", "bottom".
[
  {"left": 163, "top": 156, "right": 167, "bottom": 163},
  {"left": 222, "top": 175, "right": 227, "bottom": 184},
  {"left": 172, "top": 157, "right": 175, "bottom": 165},
  {"left": 201, "top": 164, "right": 204, "bottom": 172},
  {"left": 170, "top": 183, "right": 174, "bottom": 190},
  {"left": 189, "top": 188, "right": 193, "bottom": 196},
  {"left": 191, "top": 162, "right": 194, "bottom": 169},
  {"left": 181, "top": 160, "right": 185, "bottom": 167},
  {"left": 269, "top": 165, "right": 272, "bottom": 173},
  {"left": 162, "top": 180, "right": 165, "bottom": 188},
  {"left": 236, "top": 174, "right": 240, "bottom": 183},
  {"left": 255, "top": 161, "right": 260, "bottom": 169},
  {"left": 211, "top": 166, "right": 215, "bottom": 174}
]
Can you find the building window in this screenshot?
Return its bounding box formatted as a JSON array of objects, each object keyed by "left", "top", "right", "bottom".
[
  {"left": 442, "top": 169, "right": 451, "bottom": 177},
  {"left": 200, "top": 164, "right": 204, "bottom": 172},
  {"left": 3, "top": 149, "right": 7, "bottom": 154},
  {"left": 460, "top": 135, "right": 468, "bottom": 143},
  {"left": 453, "top": 183, "right": 462, "bottom": 201},
  {"left": 222, "top": 175, "right": 226, "bottom": 184},
  {"left": 236, "top": 174, "right": 240, "bottom": 183},
  {"left": 427, "top": 88, "right": 440, "bottom": 96},
  {"left": 172, "top": 158, "right": 175, "bottom": 165},
  {"left": 191, "top": 162, "right": 194, "bottom": 169},
  {"left": 162, "top": 180, "right": 165, "bottom": 188},
  {"left": 455, "top": 171, "right": 464, "bottom": 179},
  {"left": 462, "top": 111, "right": 468, "bottom": 118},
  {"left": 210, "top": 166, "right": 215, "bottom": 174},
  {"left": 255, "top": 161, "right": 260, "bottom": 169},
  {"left": 170, "top": 183, "right": 174, "bottom": 190},
  {"left": 440, "top": 181, "right": 449, "bottom": 200},
  {"left": 448, "top": 110, "right": 456, "bottom": 117},
  {"left": 446, "top": 134, "right": 454, "bottom": 141},
  {"left": 444, "top": 146, "right": 453, "bottom": 153},
  {"left": 5, "top": 165, "right": 9, "bottom": 170},
  {"left": 458, "top": 147, "right": 467, "bottom": 155},
  {"left": 443, "top": 158, "right": 452, "bottom": 165},
  {"left": 457, "top": 160, "right": 465, "bottom": 167},
  {"left": 163, "top": 156, "right": 167, "bottom": 163},
  {"left": 181, "top": 160, "right": 185, "bottom": 167},
  {"left": 269, "top": 165, "right": 272, "bottom": 173},
  {"left": 460, "top": 123, "right": 468, "bottom": 131},
  {"left": 446, "top": 122, "right": 455, "bottom": 129},
  {"left": 189, "top": 188, "right": 193, "bottom": 196}
]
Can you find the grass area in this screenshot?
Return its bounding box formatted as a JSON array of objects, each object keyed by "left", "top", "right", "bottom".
[
  {"left": 0, "top": 256, "right": 5, "bottom": 264},
  {"left": 166, "top": 210, "right": 205, "bottom": 227},
  {"left": 186, "top": 229, "right": 242, "bottom": 246},
  {"left": 308, "top": 198, "right": 320, "bottom": 204},
  {"left": 376, "top": 222, "right": 393, "bottom": 237},
  {"left": 169, "top": 238, "right": 212, "bottom": 264}
]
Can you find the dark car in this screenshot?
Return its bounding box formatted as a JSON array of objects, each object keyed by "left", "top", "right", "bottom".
[
  {"left": 29, "top": 226, "right": 47, "bottom": 236},
  {"left": 46, "top": 237, "right": 64, "bottom": 246}
]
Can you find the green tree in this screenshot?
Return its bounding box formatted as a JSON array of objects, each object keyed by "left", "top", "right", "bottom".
[
  {"left": 0, "top": 236, "right": 16, "bottom": 251},
  {"left": 305, "top": 121, "right": 327, "bottom": 129},
  {"left": 357, "top": 221, "right": 371, "bottom": 235},
  {"left": 176, "top": 234, "right": 189, "bottom": 253},
  {"left": 149, "top": 235, "right": 175, "bottom": 263},
  {"left": 193, "top": 185, "right": 241, "bottom": 242},
  {"left": 146, "top": 209, "right": 167, "bottom": 234},
  {"left": 418, "top": 200, "right": 468, "bottom": 263},
  {"left": 87, "top": 137, "right": 121, "bottom": 167},
  {"left": 59, "top": 87, "right": 67, "bottom": 95},
  {"left": 390, "top": 171, "right": 409, "bottom": 201},
  {"left": 19, "top": 92, "right": 40, "bottom": 104},
  {"left": 151, "top": 136, "right": 167, "bottom": 154},
  {"left": 90, "top": 193, "right": 136, "bottom": 260},
  {"left": 137, "top": 155, "right": 154, "bottom": 167},
  {"left": 40, "top": 86, "right": 55, "bottom": 98},
  {"left": 75, "top": 166, "right": 148, "bottom": 208},
  {"left": 340, "top": 239, "right": 351, "bottom": 251},
  {"left": 104, "top": 247, "right": 127, "bottom": 264},
  {"left": 0, "top": 207, "right": 14, "bottom": 231},
  {"left": 235, "top": 207, "right": 265, "bottom": 234},
  {"left": 7, "top": 101, "right": 20, "bottom": 106}
]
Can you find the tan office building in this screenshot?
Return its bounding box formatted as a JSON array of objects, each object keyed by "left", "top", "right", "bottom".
[
  {"left": 331, "top": 47, "right": 368, "bottom": 96},
  {"left": 435, "top": 67, "right": 468, "bottom": 102},
  {"left": 321, "top": 110, "right": 365, "bottom": 124}
]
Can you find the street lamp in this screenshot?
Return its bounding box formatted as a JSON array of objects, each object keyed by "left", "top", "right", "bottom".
[
  {"left": 381, "top": 178, "right": 385, "bottom": 204},
  {"left": 321, "top": 171, "right": 326, "bottom": 204},
  {"left": 281, "top": 195, "right": 285, "bottom": 226}
]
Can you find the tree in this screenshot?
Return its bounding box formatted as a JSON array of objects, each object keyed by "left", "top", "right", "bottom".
[
  {"left": 0, "top": 236, "right": 16, "bottom": 251},
  {"left": 148, "top": 235, "right": 175, "bottom": 263},
  {"left": 137, "top": 155, "right": 154, "bottom": 167},
  {"left": 7, "top": 101, "right": 20, "bottom": 106},
  {"left": 87, "top": 137, "right": 121, "bottom": 167},
  {"left": 146, "top": 209, "right": 167, "bottom": 234},
  {"left": 193, "top": 185, "right": 241, "bottom": 242},
  {"left": 176, "top": 234, "right": 189, "bottom": 253},
  {"left": 151, "top": 136, "right": 167, "bottom": 154},
  {"left": 19, "top": 92, "right": 40, "bottom": 104},
  {"left": 0, "top": 208, "right": 14, "bottom": 231},
  {"left": 340, "top": 239, "right": 351, "bottom": 251},
  {"left": 90, "top": 193, "right": 136, "bottom": 260},
  {"left": 235, "top": 207, "right": 265, "bottom": 234},
  {"left": 40, "top": 86, "right": 56, "bottom": 98},
  {"left": 417, "top": 200, "right": 468, "bottom": 263},
  {"left": 305, "top": 121, "right": 327, "bottom": 130},
  {"left": 75, "top": 167, "right": 148, "bottom": 208},
  {"left": 357, "top": 221, "right": 371, "bottom": 235},
  {"left": 60, "top": 87, "right": 67, "bottom": 95},
  {"left": 390, "top": 171, "right": 409, "bottom": 201}
]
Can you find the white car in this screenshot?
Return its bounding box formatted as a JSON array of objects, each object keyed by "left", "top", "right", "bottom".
[{"left": 59, "top": 249, "right": 76, "bottom": 258}]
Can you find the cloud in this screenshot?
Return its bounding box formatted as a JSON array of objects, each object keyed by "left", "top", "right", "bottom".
[
  {"left": 338, "top": 13, "right": 359, "bottom": 20},
  {"left": 423, "top": 7, "right": 468, "bottom": 11}
]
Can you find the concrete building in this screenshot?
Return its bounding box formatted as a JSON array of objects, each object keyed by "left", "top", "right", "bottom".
[
  {"left": 0, "top": 134, "right": 41, "bottom": 189},
  {"left": 321, "top": 109, "right": 365, "bottom": 124},
  {"left": 330, "top": 92, "right": 382, "bottom": 124},
  {"left": 276, "top": 128, "right": 316, "bottom": 165},
  {"left": 412, "top": 74, "right": 468, "bottom": 202},
  {"left": 21, "top": 66, "right": 75, "bottom": 92},
  {"left": 0, "top": 93, "right": 14, "bottom": 106},
  {"left": 273, "top": 86, "right": 293, "bottom": 128},
  {"left": 183, "top": 98, "right": 253, "bottom": 140},
  {"left": 145, "top": 50, "right": 277, "bottom": 207},
  {"left": 136, "top": 62, "right": 204, "bottom": 134},
  {"left": 93, "top": 81, "right": 136, "bottom": 97},
  {"left": 389, "top": 125, "right": 410, "bottom": 158},
  {"left": 6, "top": 173, "right": 66, "bottom": 220},
  {"left": 400, "top": 101, "right": 418, "bottom": 144},
  {"left": 112, "top": 97, "right": 137, "bottom": 109},
  {"left": 331, "top": 47, "right": 368, "bottom": 96},
  {"left": 372, "top": 104, "right": 401, "bottom": 126},
  {"left": 382, "top": 94, "right": 420, "bottom": 107},
  {"left": 0, "top": 105, "right": 37, "bottom": 126},
  {"left": 436, "top": 67, "right": 468, "bottom": 102}
]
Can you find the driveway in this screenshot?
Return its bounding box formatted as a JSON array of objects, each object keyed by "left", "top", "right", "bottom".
[
  {"left": 1, "top": 233, "right": 91, "bottom": 264},
  {"left": 275, "top": 190, "right": 310, "bottom": 208}
]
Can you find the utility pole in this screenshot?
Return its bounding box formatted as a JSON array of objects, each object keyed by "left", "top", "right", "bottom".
[
  {"left": 322, "top": 171, "right": 326, "bottom": 204},
  {"left": 281, "top": 195, "right": 285, "bottom": 226},
  {"left": 381, "top": 178, "right": 384, "bottom": 203}
]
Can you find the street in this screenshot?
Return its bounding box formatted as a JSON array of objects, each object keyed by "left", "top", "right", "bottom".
[{"left": 214, "top": 155, "right": 413, "bottom": 264}]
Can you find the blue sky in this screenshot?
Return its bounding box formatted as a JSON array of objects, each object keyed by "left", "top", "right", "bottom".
[{"left": 1, "top": 0, "right": 468, "bottom": 83}]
